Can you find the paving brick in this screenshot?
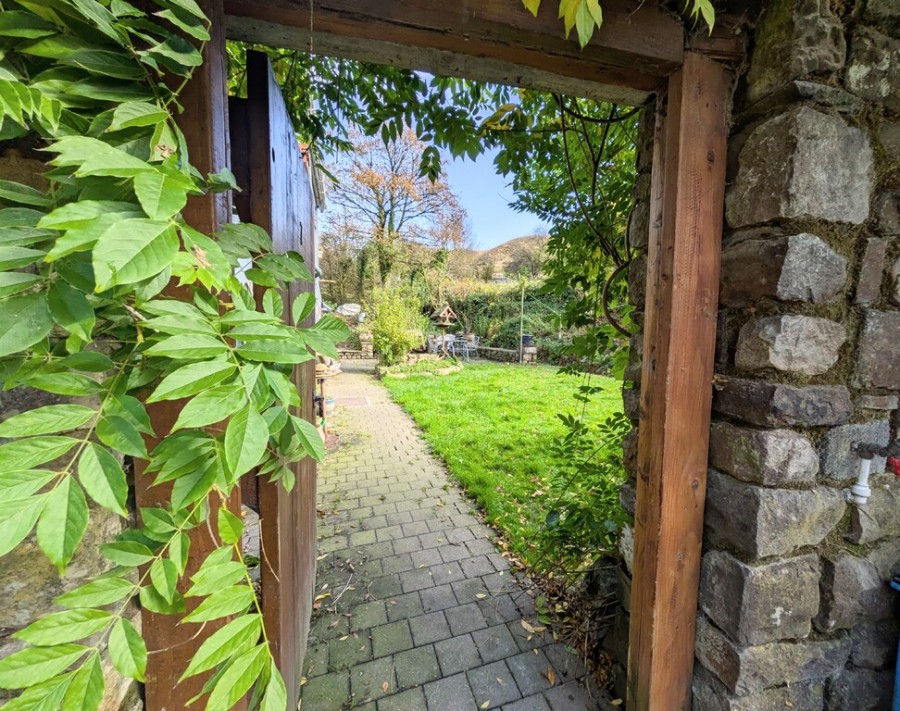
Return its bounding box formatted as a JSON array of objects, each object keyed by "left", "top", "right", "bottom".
[
  {"left": 351, "top": 656, "right": 397, "bottom": 704},
  {"left": 423, "top": 673, "right": 477, "bottom": 711},
  {"left": 543, "top": 680, "right": 597, "bottom": 710},
  {"left": 543, "top": 645, "right": 586, "bottom": 682},
  {"left": 502, "top": 696, "right": 552, "bottom": 711},
  {"left": 386, "top": 592, "right": 424, "bottom": 622},
  {"left": 351, "top": 601, "right": 388, "bottom": 631},
  {"left": 468, "top": 660, "right": 522, "bottom": 708},
  {"left": 472, "top": 624, "right": 520, "bottom": 663},
  {"left": 446, "top": 602, "right": 489, "bottom": 636},
  {"left": 507, "top": 650, "right": 556, "bottom": 696},
  {"left": 420, "top": 584, "right": 458, "bottom": 613},
  {"left": 409, "top": 611, "right": 452, "bottom": 646},
  {"left": 508, "top": 620, "right": 550, "bottom": 652},
  {"left": 372, "top": 620, "right": 414, "bottom": 658},
  {"left": 477, "top": 595, "right": 523, "bottom": 626},
  {"left": 378, "top": 686, "right": 428, "bottom": 711},
  {"left": 303, "top": 642, "right": 329, "bottom": 678},
  {"left": 435, "top": 634, "right": 482, "bottom": 676},
  {"left": 411, "top": 548, "right": 443, "bottom": 568},
  {"left": 451, "top": 578, "right": 489, "bottom": 604},
  {"left": 429, "top": 561, "right": 466, "bottom": 586},
  {"left": 369, "top": 574, "right": 404, "bottom": 599},
  {"left": 400, "top": 567, "right": 435, "bottom": 593},
  {"left": 395, "top": 645, "right": 442, "bottom": 689},
  {"left": 329, "top": 634, "right": 373, "bottom": 671},
  {"left": 300, "top": 671, "right": 350, "bottom": 711},
  {"left": 460, "top": 556, "right": 496, "bottom": 578}
]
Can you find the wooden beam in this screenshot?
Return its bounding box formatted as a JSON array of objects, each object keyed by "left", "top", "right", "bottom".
[
  {"left": 223, "top": 0, "right": 684, "bottom": 105},
  {"left": 627, "top": 52, "right": 730, "bottom": 711},
  {"left": 134, "top": 2, "right": 244, "bottom": 709}
]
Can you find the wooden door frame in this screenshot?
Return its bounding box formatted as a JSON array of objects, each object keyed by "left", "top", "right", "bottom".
[{"left": 153, "top": 1, "right": 735, "bottom": 708}]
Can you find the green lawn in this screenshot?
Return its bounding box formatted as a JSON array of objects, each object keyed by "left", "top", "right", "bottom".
[{"left": 383, "top": 362, "right": 624, "bottom": 565}]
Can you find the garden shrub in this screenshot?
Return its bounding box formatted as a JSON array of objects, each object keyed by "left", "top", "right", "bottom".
[{"left": 368, "top": 287, "right": 427, "bottom": 365}]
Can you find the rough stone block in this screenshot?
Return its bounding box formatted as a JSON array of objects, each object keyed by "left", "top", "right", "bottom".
[
  {"left": 622, "top": 428, "right": 638, "bottom": 483},
  {"left": 713, "top": 378, "right": 852, "bottom": 427},
  {"left": 708, "top": 421, "right": 818, "bottom": 486},
  {"left": 874, "top": 191, "right": 899, "bottom": 237},
  {"left": 705, "top": 469, "right": 846, "bottom": 558},
  {"left": 746, "top": 0, "right": 845, "bottom": 104},
  {"left": 720, "top": 233, "right": 847, "bottom": 306},
  {"left": 816, "top": 553, "right": 894, "bottom": 632},
  {"left": 868, "top": 536, "right": 900, "bottom": 579},
  {"left": 819, "top": 420, "right": 889, "bottom": 483},
  {"left": 847, "top": 473, "right": 900, "bottom": 544},
  {"left": 602, "top": 607, "right": 629, "bottom": 665},
  {"left": 851, "top": 619, "right": 899, "bottom": 670},
  {"left": 741, "top": 81, "right": 865, "bottom": 118},
  {"left": 846, "top": 26, "right": 900, "bottom": 111},
  {"left": 627, "top": 253, "right": 646, "bottom": 309},
  {"left": 855, "top": 238, "right": 888, "bottom": 304},
  {"left": 622, "top": 385, "right": 639, "bottom": 423},
  {"left": 726, "top": 107, "right": 873, "bottom": 227},
  {"left": 892, "top": 258, "right": 900, "bottom": 306},
  {"left": 619, "top": 482, "right": 636, "bottom": 518},
  {"left": 824, "top": 667, "right": 894, "bottom": 711},
  {"left": 866, "top": 0, "right": 900, "bottom": 25},
  {"left": 623, "top": 333, "right": 643, "bottom": 384},
  {"left": 692, "top": 665, "right": 824, "bottom": 711},
  {"left": 881, "top": 121, "right": 900, "bottom": 158},
  {"left": 695, "top": 615, "right": 850, "bottom": 696},
  {"left": 855, "top": 310, "right": 900, "bottom": 389},
  {"left": 735, "top": 315, "right": 845, "bottom": 375},
  {"left": 857, "top": 394, "right": 899, "bottom": 411},
  {"left": 618, "top": 525, "right": 633, "bottom": 575},
  {"left": 699, "top": 550, "right": 819, "bottom": 645}
]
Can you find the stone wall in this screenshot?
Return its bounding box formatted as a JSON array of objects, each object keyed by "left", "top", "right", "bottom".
[
  {"left": 479, "top": 346, "right": 538, "bottom": 363},
  {"left": 614, "top": 3, "right": 900, "bottom": 709}
]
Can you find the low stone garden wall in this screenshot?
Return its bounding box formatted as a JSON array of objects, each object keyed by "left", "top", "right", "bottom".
[{"left": 479, "top": 346, "right": 538, "bottom": 364}]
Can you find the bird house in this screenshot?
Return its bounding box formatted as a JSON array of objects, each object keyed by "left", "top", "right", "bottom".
[{"left": 431, "top": 305, "right": 457, "bottom": 328}]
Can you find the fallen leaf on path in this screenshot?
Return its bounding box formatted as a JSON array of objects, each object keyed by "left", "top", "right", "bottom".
[
  {"left": 382, "top": 681, "right": 389, "bottom": 693},
  {"left": 480, "top": 702, "right": 490, "bottom": 709},
  {"left": 544, "top": 668, "right": 555, "bottom": 685}
]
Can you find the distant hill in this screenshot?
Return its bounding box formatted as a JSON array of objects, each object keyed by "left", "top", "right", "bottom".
[{"left": 449, "top": 235, "right": 548, "bottom": 279}]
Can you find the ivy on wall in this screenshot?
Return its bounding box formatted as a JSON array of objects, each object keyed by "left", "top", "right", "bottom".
[{"left": 0, "top": 0, "right": 347, "bottom": 708}]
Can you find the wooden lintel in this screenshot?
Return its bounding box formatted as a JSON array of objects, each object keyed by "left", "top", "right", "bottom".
[
  {"left": 223, "top": 0, "right": 685, "bottom": 105},
  {"left": 627, "top": 52, "right": 730, "bottom": 711}
]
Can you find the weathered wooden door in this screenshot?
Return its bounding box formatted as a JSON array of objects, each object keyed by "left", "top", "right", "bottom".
[{"left": 230, "top": 50, "right": 319, "bottom": 707}]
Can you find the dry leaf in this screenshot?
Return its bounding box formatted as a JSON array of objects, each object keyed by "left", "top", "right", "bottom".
[
  {"left": 475, "top": 593, "right": 487, "bottom": 599},
  {"left": 382, "top": 681, "right": 389, "bottom": 693},
  {"left": 544, "top": 668, "right": 556, "bottom": 685},
  {"left": 313, "top": 593, "right": 331, "bottom": 603},
  {"left": 480, "top": 702, "right": 490, "bottom": 709},
  {"left": 339, "top": 635, "right": 349, "bottom": 641},
  {"left": 521, "top": 620, "right": 535, "bottom": 634},
  {"left": 611, "top": 700, "right": 623, "bottom": 707},
  {"left": 299, "top": 677, "right": 308, "bottom": 687}
]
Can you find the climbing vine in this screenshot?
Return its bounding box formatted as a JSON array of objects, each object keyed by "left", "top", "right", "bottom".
[{"left": 0, "top": 0, "right": 347, "bottom": 708}]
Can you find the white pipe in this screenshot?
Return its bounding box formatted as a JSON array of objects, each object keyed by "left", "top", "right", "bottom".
[{"left": 849, "top": 457, "right": 873, "bottom": 506}]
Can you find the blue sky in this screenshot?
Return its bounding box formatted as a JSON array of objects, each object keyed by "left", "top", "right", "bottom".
[{"left": 444, "top": 149, "right": 548, "bottom": 250}]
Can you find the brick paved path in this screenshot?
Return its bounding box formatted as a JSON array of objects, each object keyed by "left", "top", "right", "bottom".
[{"left": 300, "top": 361, "right": 611, "bottom": 711}]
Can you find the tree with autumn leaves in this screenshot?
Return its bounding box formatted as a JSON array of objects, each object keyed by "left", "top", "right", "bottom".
[{"left": 320, "top": 129, "right": 468, "bottom": 300}]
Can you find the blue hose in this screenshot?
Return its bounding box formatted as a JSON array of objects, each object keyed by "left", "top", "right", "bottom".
[{"left": 893, "top": 576, "right": 900, "bottom": 711}]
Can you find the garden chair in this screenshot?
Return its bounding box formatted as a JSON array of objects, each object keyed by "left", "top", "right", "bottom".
[{"left": 460, "top": 336, "right": 480, "bottom": 361}]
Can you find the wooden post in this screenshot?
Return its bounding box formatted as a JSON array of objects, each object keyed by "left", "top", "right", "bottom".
[
  {"left": 627, "top": 52, "right": 730, "bottom": 711},
  {"left": 133, "top": 2, "right": 244, "bottom": 709}
]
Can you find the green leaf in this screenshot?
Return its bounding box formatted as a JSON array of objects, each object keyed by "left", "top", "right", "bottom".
[
  {"left": 0, "top": 470, "right": 56, "bottom": 499},
  {"left": 48, "top": 280, "right": 95, "bottom": 341},
  {"left": 585, "top": 0, "right": 603, "bottom": 27},
  {"left": 56, "top": 577, "right": 135, "bottom": 608},
  {"left": 0, "top": 436, "right": 78, "bottom": 469},
  {"left": 0, "top": 405, "right": 94, "bottom": 437},
  {"left": 0, "top": 180, "right": 51, "bottom": 207},
  {"left": 97, "top": 415, "right": 148, "bottom": 458},
  {"left": 166, "top": 0, "right": 208, "bottom": 20},
  {"left": 0, "top": 272, "right": 41, "bottom": 298},
  {"left": 0, "top": 245, "right": 45, "bottom": 270},
  {"left": 100, "top": 540, "right": 154, "bottom": 567},
  {"left": 150, "top": 557, "right": 179, "bottom": 604},
  {"left": 148, "top": 360, "right": 236, "bottom": 402},
  {"left": 0, "top": 12, "right": 56, "bottom": 38},
  {"left": 156, "top": 7, "right": 210, "bottom": 41},
  {"left": 0, "top": 292, "right": 53, "bottom": 358},
  {"left": 262, "top": 289, "right": 283, "bottom": 319},
  {"left": 224, "top": 405, "right": 268, "bottom": 479},
  {"left": 235, "top": 339, "right": 314, "bottom": 365},
  {"left": 61, "top": 49, "right": 141, "bottom": 79},
  {"left": 58, "top": 352, "right": 115, "bottom": 372},
  {"left": 181, "top": 614, "right": 261, "bottom": 680},
  {"left": 170, "top": 458, "right": 218, "bottom": 510},
  {"left": 186, "top": 548, "right": 245, "bottom": 597},
  {"left": 260, "top": 661, "right": 287, "bottom": 711},
  {"left": 134, "top": 169, "right": 190, "bottom": 220},
  {"left": 522, "top": 0, "right": 542, "bottom": 16},
  {"left": 292, "top": 415, "right": 325, "bottom": 463},
  {"left": 171, "top": 385, "right": 246, "bottom": 431},
  {"left": 23, "top": 372, "right": 101, "bottom": 396},
  {"left": 291, "top": 292, "right": 316, "bottom": 324},
  {"left": 109, "top": 101, "right": 169, "bottom": 131},
  {"left": 62, "top": 653, "right": 104, "bottom": 711},
  {"left": 217, "top": 507, "right": 243, "bottom": 546},
  {"left": 68, "top": 0, "right": 125, "bottom": 42},
  {"left": 139, "top": 584, "right": 184, "bottom": 615},
  {"left": 15, "top": 608, "right": 112, "bottom": 646},
  {"left": 0, "top": 644, "right": 87, "bottom": 689},
  {"left": 106, "top": 394, "right": 153, "bottom": 435},
  {"left": 78, "top": 443, "right": 128, "bottom": 516},
  {"left": 205, "top": 643, "right": 269, "bottom": 711},
  {"left": 169, "top": 530, "right": 190, "bottom": 575},
  {"left": 183, "top": 585, "right": 254, "bottom": 623},
  {"left": 144, "top": 334, "right": 229, "bottom": 360},
  {"left": 37, "top": 476, "right": 89, "bottom": 573},
  {"left": 0, "top": 494, "right": 45, "bottom": 557},
  {"left": 0, "top": 674, "right": 73, "bottom": 709},
  {"left": 39, "top": 201, "right": 139, "bottom": 231},
  {"left": 48, "top": 136, "right": 151, "bottom": 178},
  {"left": 93, "top": 219, "right": 179, "bottom": 291},
  {"left": 108, "top": 618, "right": 146, "bottom": 682}
]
